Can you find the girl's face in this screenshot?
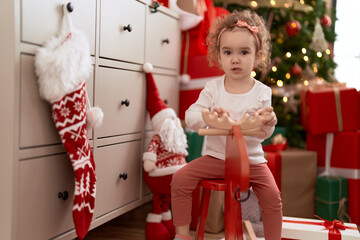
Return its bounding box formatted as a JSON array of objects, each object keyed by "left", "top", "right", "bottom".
[{"left": 218, "top": 28, "right": 260, "bottom": 83}]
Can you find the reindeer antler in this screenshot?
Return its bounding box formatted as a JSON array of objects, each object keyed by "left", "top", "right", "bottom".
[{"left": 199, "top": 108, "right": 269, "bottom": 137}]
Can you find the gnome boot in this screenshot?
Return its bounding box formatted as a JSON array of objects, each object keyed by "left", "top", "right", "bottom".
[
  {"left": 145, "top": 213, "right": 170, "bottom": 240},
  {"left": 161, "top": 210, "right": 176, "bottom": 239}
]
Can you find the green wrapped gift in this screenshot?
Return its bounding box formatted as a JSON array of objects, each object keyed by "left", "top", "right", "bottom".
[
  {"left": 262, "top": 126, "right": 286, "bottom": 146},
  {"left": 185, "top": 131, "right": 204, "bottom": 163},
  {"left": 315, "top": 176, "right": 349, "bottom": 222}
]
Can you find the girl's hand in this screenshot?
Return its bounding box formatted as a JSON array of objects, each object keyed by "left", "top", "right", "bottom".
[
  {"left": 212, "top": 107, "right": 230, "bottom": 118},
  {"left": 256, "top": 107, "right": 277, "bottom": 126}
]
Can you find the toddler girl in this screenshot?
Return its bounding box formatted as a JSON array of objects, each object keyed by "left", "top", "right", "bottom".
[{"left": 171, "top": 9, "right": 282, "bottom": 240}]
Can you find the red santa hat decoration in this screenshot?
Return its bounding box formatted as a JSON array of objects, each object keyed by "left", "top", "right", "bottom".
[{"left": 143, "top": 62, "right": 177, "bottom": 131}]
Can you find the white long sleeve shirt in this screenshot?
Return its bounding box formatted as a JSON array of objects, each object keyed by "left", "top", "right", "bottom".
[{"left": 185, "top": 75, "right": 274, "bottom": 164}]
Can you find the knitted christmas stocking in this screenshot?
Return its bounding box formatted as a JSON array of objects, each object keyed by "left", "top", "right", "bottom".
[{"left": 52, "top": 81, "right": 96, "bottom": 240}]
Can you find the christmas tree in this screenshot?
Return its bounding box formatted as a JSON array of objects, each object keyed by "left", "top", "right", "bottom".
[{"left": 214, "top": 0, "right": 337, "bottom": 148}]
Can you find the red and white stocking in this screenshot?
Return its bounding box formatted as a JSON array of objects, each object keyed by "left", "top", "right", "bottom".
[{"left": 51, "top": 81, "right": 96, "bottom": 239}]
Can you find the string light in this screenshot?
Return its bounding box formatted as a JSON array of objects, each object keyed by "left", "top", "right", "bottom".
[
  {"left": 283, "top": 96, "right": 288, "bottom": 102},
  {"left": 303, "top": 56, "right": 309, "bottom": 62},
  {"left": 285, "top": 73, "right": 291, "bottom": 79},
  {"left": 312, "top": 63, "right": 318, "bottom": 73},
  {"left": 286, "top": 52, "right": 292, "bottom": 58},
  {"left": 277, "top": 80, "right": 284, "bottom": 87},
  {"left": 251, "top": 71, "right": 257, "bottom": 77},
  {"left": 325, "top": 49, "right": 331, "bottom": 55},
  {"left": 272, "top": 66, "right": 278, "bottom": 72},
  {"left": 300, "top": 0, "right": 305, "bottom": 4},
  {"left": 304, "top": 80, "right": 309, "bottom": 86},
  {"left": 251, "top": 1, "right": 258, "bottom": 7},
  {"left": 317, "top": 52, "right": 323, "bottom": 58},
  {"left": 302, "top": 48, "right": 307, "bottom": 54},
  {"left": 270, "top": 0, "right": 276, "bottom": 6}
]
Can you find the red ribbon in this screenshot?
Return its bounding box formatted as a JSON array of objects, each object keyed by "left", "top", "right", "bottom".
[{"left": 283, "top": 216, "right": 358, "bottom": 240}]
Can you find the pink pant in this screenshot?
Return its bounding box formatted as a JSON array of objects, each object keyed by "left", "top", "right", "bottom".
[{"left": 171, "top": 155, "right": 283, "bottom": 240}]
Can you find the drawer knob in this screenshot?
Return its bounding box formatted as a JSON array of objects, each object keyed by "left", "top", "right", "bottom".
[
  {"left": 58, "top": 191, "right": 69, "bottom": 201},
  {"left": 119, "top": 172, "right": 128, "bottom": 180},
  {"left": 121, "top": 99, "right": 130, "bottom": 107},
  {"left": 162, "top": 38, "right": 170, "bottom": 44},
  {"left": 66, "top": 2, "right": 74, "bottom": 13},
  {"left": 123, "top": 24, "right": 132, "bottom": 32}
]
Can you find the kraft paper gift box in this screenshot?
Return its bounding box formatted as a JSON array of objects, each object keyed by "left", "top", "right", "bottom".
[
  {"left": 282, "top": 216, "right": 360, "bottom": 240},
  {"left": 265, "top": 148, "right": 317, "bottom": 218},
  {"left": 307, "top": 131, "right": 360, "bottom": 225},
  {"left": 300, "top": 87, "right": 359, "bottom": 135},
  {"left": 316, "top": 176, "right": 348, "bottom": 222}
]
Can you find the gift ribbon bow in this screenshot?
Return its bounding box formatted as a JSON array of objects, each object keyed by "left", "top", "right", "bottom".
[
  {"left": 315, "top": 215, "right": 346, "bottom": 240},
  {"left": 283, "top": 216, "right": 358, "bottom": 240}
]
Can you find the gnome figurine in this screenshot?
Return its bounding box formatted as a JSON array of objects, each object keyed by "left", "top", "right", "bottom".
[{"left": 143, "top": 63, "right": 188, "bottom": 240}]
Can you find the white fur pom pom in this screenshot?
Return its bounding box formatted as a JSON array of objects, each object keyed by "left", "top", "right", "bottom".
[
  {"left": 179, "top": 74, "right": 191, "bottom": 85},
  {"left": 87, "top": 106, "right": 104, "bottom": 129},
  {"left": 143, "top": 62, "right": 153, "bottom": 73}
]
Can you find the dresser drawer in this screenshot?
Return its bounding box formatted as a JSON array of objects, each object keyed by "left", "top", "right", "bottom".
[
  {"left": 21, "top": 0, "right": 96, "bottom": 55},
  {"left": 94, "top": 140, "right": 142, "bottom": 218},
  {"left": 19, "top": 54, "right": 94, "bottom": 148},
  {"left": 18, "top": 154, "right": 75, "bottom": 240},
  {"left": 146, "top": 11, "right": 180, "bottom": 69},
  {"left": 145, "top": 74, "right": 179, "bottom": 130},
  {"left": 96, "top": 67, "right": 146, "bottom": 138},
  {"left": 99, "top": 0, "right": 146, "bottom": 63}
]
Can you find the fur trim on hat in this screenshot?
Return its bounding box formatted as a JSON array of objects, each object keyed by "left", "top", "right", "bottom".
[
  {"left": 146, "top": 213, "right": 162, "bottom": 223},
  {"left": 143, "top": 152, "right": 157, "bottom": 163},
  {"left": 151, "top": 108, "right": 177, "bottom": 131},
  {"left": 143, "top": 62, "right": 153, "bottom": 73}
]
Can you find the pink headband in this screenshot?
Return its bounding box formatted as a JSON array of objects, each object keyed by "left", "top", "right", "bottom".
[{"left": 217, "top": 20, "right": 260, "bottom": 49}]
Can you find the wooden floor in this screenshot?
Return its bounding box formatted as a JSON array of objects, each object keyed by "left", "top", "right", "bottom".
[{"left": 85, "top": 201, "right": 225, "bottom": 240}]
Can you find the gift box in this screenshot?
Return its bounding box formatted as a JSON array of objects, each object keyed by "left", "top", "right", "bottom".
[
  {"left": 282, "top": 216, "right": 360, "bottom": 240},
  {"left": 185, "top": 130, "right": 204, "bottom": 163},
  {"left": 316, "top": 176, "right": 348, "bottom": 222},
  {"left": 300, "top": 87, "right": 359, "bottom": 135},
  {"left": 307, "top": 131, "right": 360, "bottom": 225},
  {"left": 307, "top": 131, "right": 360, "bottom": 169},
  {"left": 265, "top": 148, "right": 317, "bottom": 218},
  {"left": 262, "top": 126, "right": 287, "bottom": 146}
]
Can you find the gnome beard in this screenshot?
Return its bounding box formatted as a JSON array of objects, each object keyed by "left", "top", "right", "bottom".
[{"left": 158, "top": 118, "right": 188, "bottom": 155}]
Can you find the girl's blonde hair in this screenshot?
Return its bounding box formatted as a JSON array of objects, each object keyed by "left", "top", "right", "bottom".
[{"left": 206, "top": 9, "right": 271, "bottom": 71}]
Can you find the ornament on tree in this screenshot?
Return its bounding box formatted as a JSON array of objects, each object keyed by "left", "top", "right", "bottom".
[
  {"left": 285, "top": 20, "right": 301, "bottom": 37},
  {"left": 290, "top": 63, "right": 303, "bottom": 78},
  {"left": 283, "top": 95, "right": 300, "bottom": 114},
  {"left": 309, "top": 18, "right": 328, "bottom": 52},
  {"left": 321, "top": 15, "right": 332, "bottom": 27},
  {"left": 34, "top": 4, "right": 103, "bottom": 239},
  {"left": 301, "top": 64, "right": 316, "bottom": 80}
]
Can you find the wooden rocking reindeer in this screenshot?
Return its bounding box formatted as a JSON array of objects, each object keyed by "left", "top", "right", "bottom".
[{"left": 195, "top": 108, "right": 270, "bottom": 240}]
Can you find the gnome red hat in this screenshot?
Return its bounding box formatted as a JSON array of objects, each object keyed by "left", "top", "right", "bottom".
[{"left": 143, "top": 63, "right": 176, "bottom": 131}]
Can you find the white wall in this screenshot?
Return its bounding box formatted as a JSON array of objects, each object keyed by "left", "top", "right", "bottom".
[{"left": 333, "top": 0, "right": 360, "bottom": 90}]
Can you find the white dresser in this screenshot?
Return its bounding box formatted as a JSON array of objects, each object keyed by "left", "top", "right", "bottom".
[{"left": 0, "top": 0, "right": 180, "bottom": 239}]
